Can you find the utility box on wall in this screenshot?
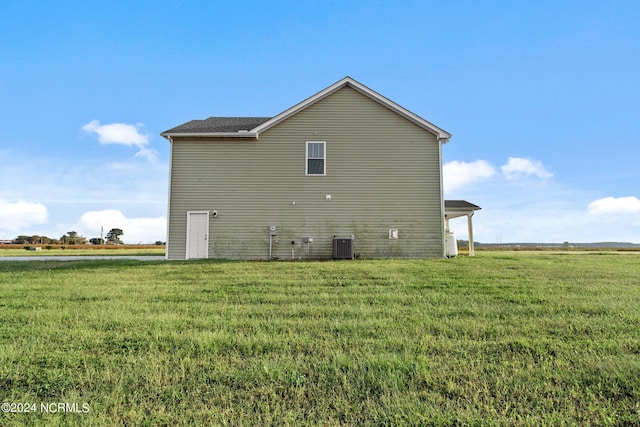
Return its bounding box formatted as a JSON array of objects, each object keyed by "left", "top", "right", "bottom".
[{"left": 333, "top": 236, "right": 355, "bottom": 260}]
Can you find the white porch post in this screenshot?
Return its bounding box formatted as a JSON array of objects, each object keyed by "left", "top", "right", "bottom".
[{"left": 467, "top": 213, "right": 475, "bottom": 256}]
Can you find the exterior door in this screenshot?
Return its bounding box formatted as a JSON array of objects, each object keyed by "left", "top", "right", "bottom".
[{"left": 186, "top": 211, "right": 209, "bottom": 259}]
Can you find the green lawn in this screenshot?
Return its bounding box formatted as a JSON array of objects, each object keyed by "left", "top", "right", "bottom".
[
  {"left": 0, "top": 247, "right": 165, "bottom": 257},
  {"left": 0, "top": 252, "right": 639, "bottom": 425}
]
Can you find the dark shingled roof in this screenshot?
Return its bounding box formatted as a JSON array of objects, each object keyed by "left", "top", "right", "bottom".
[
  {"left": 162, "top": 117, "right": 272, "bottom": 134},
  {"left": 445, "top": 200, "right": 481, "bottom": 210}
]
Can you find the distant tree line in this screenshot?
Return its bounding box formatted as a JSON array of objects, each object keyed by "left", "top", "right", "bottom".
[{"left": 10, "top": 228, "right": 142, "bottom": 245}]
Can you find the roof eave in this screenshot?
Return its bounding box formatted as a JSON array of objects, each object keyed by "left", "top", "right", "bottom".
[
  {"left": 161, "top": 131, "right": 258, "bottom": 140},
  {"left": 445, "top": 207, "right": 481, "bottom": 214}
]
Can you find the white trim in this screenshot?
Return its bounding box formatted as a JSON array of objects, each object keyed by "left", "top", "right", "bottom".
[
  {"left": 305, "top": 141, "right": 326, "bottom": 176},
  {"left": 186, "top": 211, "right": 210, "bottom": 260}
]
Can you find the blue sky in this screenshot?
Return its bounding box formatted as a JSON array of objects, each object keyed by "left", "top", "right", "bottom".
[{"left": 1, "top": 1, "right": 639, "bottom": 244}]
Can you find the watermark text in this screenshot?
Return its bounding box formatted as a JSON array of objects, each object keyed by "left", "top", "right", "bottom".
[{"left": 2, "top": 402, "right": 90, "bottom": 414}]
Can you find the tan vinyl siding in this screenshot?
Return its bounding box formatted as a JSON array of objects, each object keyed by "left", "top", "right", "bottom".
[{"left": 167, "top": 86, "right": 444, "bottom": 260}]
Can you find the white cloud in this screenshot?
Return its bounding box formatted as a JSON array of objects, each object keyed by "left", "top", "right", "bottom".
[
  {"left": 501, "top": 157, "right": 553, "bottom": 180},
  {"left": 82, "top": 120, "right": 158, "bottom": 161},
  {"left": 74, "top": 209, "right": 166, "bottom": 243},
  {"left": 133, "top": 147, "right": 159, "bottom": 162},
  {"left": 588, "top": 196, "right": 640, "bottom": 216},
  {"left": 443, "top": 160, "right": 495, "bottom": 194},
  {"left": 82, "top": 120, "right": 148, "bottom": 146},
  {"left": 0, "top": 199, "right": 48, "bottom": 233}
]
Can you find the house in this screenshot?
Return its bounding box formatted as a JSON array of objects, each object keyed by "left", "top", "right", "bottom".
[{"left": 161, "top": 76, "right": 477, "bottom": 260}]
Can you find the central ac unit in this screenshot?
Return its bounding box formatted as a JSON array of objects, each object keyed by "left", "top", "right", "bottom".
[{"left": 333, "top": 236, "right": 354, "bottom": 260}]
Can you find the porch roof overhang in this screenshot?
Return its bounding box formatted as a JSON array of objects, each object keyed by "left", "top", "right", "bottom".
[
  {"left": 445, "top": 200, "right": 481, "bottom": 219},
  {"left": 444, "top": 200, "right": 481, "bottom": 256}
]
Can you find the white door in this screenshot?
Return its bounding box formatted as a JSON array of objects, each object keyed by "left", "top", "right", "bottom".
[{"left": 186, "top": 211, "right": 209, "bottom": 259}]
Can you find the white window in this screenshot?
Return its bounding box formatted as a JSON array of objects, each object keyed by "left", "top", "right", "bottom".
[{"left": 306, "top": 141, "right": 326, "bottom": 175}]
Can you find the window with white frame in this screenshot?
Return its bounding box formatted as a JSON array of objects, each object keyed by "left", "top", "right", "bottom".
[{"left": 306, "top": 141, "right": 326, "bottom": 175}]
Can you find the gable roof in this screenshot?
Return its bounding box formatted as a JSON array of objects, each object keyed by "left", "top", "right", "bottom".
[{"left": 161, "top": 76, "right": 451, "bottom": 142}]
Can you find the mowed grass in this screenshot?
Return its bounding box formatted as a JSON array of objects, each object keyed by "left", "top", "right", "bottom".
[
  {"left": 0, "top": 246, "right": 165, "bottom": 257},
  {"left": 0, "top": 252, "right": 639, "bottom": 426}
]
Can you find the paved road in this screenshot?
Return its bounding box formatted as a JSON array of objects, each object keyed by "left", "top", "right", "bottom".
[{"left": 0, "top": 256, "right": 165, "bottom": 262}]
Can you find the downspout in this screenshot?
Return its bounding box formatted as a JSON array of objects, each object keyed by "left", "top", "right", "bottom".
[
  {"left": 438, "top": 137, "right": 449, "bottom": 258},
  {"left": 165, "top": 136, "right": 174, "bottom": 259}
]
